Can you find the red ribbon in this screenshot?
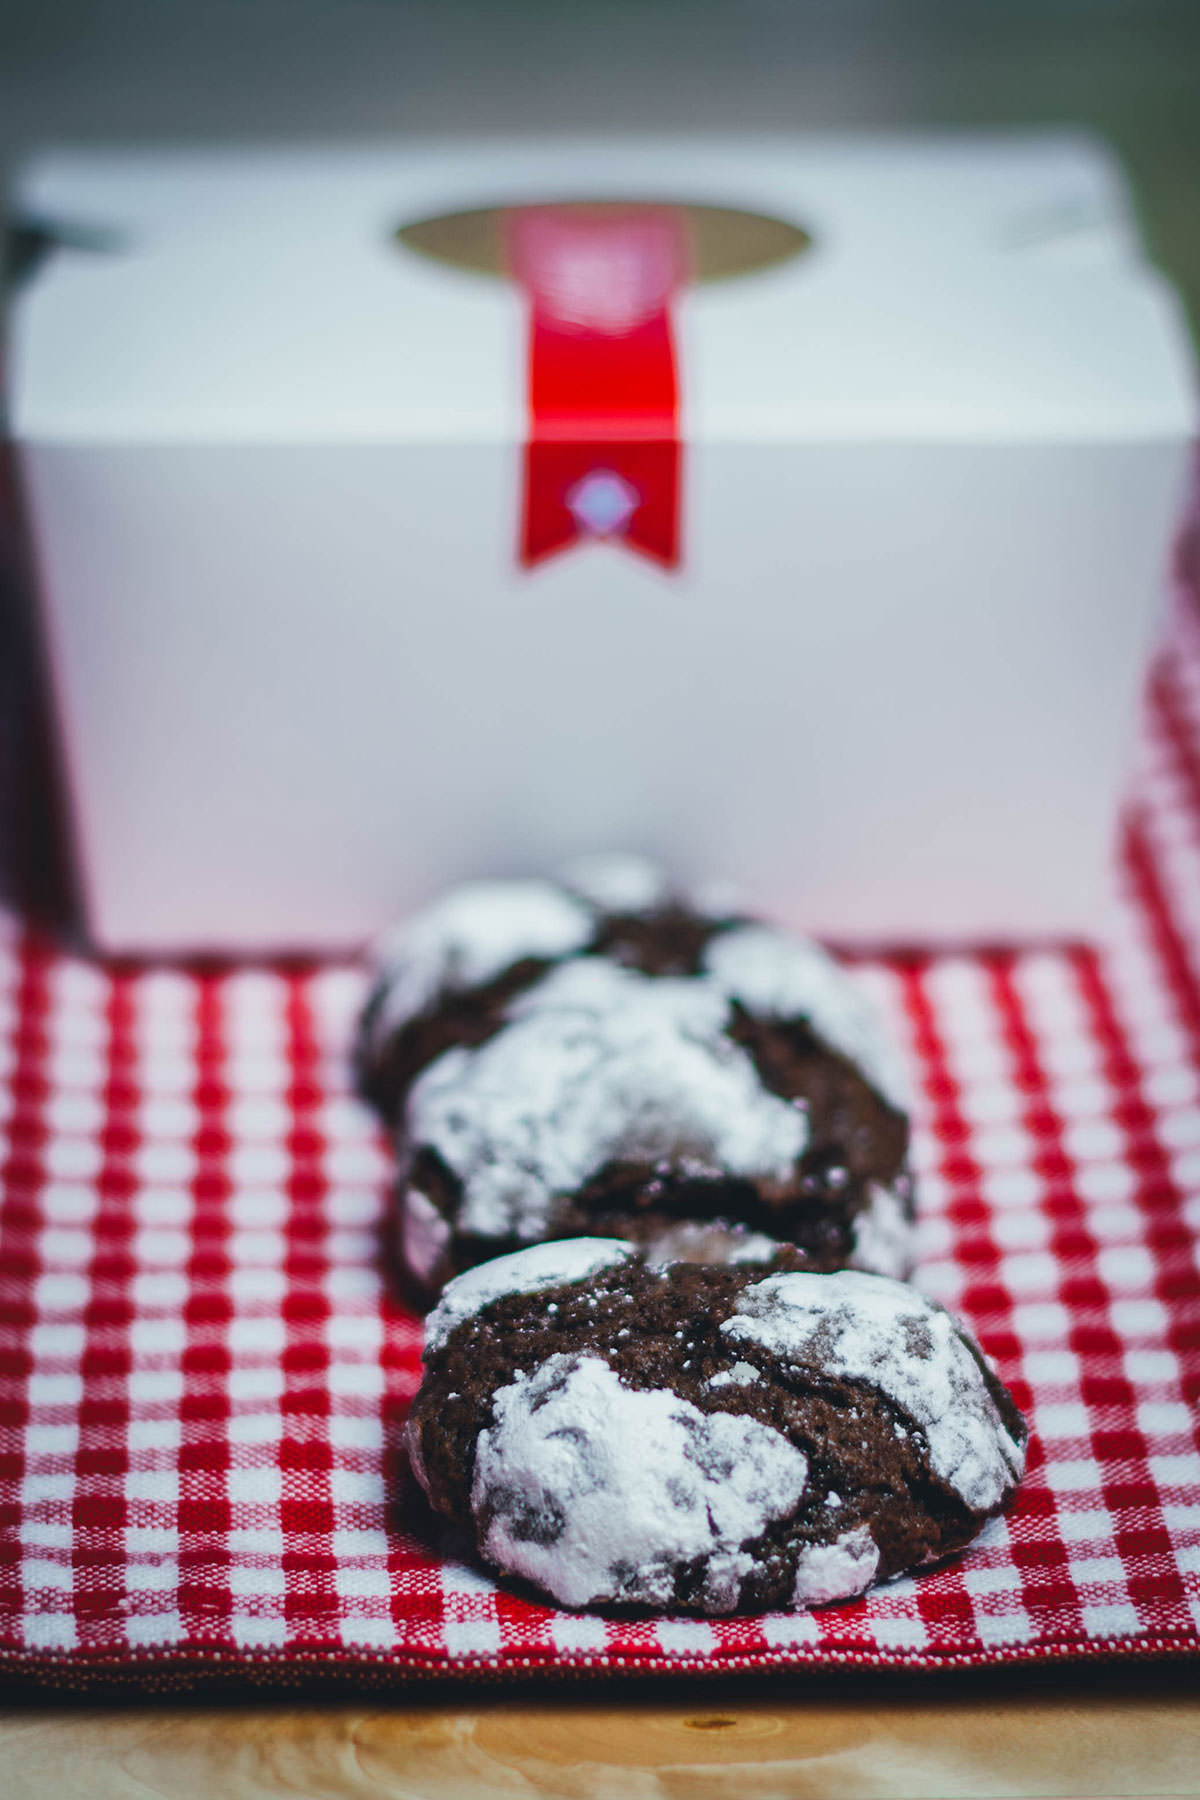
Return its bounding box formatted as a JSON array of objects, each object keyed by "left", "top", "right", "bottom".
[{"left": 507, "top": 206, "right": 686, "bottom": 569}]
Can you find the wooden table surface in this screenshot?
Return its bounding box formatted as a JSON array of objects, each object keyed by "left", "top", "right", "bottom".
[{"left": 3, "top": 1670, "right": 1199, "bottom": 1799}]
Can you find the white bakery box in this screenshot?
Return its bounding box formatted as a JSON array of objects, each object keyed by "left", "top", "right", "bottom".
[{"left": 7, "top": 134, "right": 1195, "bottom": 954}]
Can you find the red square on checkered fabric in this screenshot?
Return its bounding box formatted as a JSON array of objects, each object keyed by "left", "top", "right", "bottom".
[{"left": 1, "top": 607, "right": 1199, "bottom": 1690}]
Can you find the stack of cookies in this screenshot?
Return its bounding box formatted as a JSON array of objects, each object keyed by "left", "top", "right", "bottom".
[{"left": 359, "top": 858, "right": 1026, "bottom": 1615}]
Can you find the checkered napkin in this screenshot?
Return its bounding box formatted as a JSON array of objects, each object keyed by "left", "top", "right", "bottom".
[{"left": 1, "top": 621, "right": 1199, "bottom": 1689}]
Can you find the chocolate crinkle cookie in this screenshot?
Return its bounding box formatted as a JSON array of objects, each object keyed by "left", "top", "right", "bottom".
[
  {"left": 406, "top": 1240, "right": 1028, "bottom": 1614},
  {"left": 358, "top": 856, "right": 915, "bottom": 1296}
]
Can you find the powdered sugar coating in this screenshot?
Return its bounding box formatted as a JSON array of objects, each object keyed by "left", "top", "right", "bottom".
[
  {"left": 791, "top": 1525, "right": 880, "bottom": 1606},
  {"left": 638, "top": 1221, "right": 782, "bottom": 1268},
  {"left": 365, "top": 879, "right": 593, "bottom": 1050},
  {"left": 848, "top": 1182, "right": 913, "bottom": 1280},
  {"left": 425, "top": 1237, "right": 636, "bottom": 1356},
  {"left": 409, "top": 958, "right": 809, "bottom": 1244},
  {"left": 401, "top": 1187, "right": 451, "bottom": 1286},
  {"left": 558, "top": 853, "right": 673, "bottom": 915},
  {"left": 471, "top": 1353, "right": 809, "bottom": 1610},
  {"left": 723, "top": 1271, "right": 1025, "bottom": 1512},
  {"left": 702, "top": 926, "right": 909, "bottom": 1113}
]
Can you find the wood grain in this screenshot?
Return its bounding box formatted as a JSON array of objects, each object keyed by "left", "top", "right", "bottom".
[{"left": 2, "top": 1690, "right": 1198, "bottom": 1800}]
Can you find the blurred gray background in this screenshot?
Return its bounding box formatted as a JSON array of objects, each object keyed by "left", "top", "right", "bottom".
[{"left": 1, "top": 0, "right": 1198, "bottom": 339}]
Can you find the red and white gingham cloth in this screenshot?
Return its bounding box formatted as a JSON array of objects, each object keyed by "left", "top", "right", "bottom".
[{"left": 1, "top": 612, "right": 1199, "bottom": 1689}]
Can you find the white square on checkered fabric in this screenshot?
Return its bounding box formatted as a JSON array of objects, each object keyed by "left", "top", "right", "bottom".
[
  {"left": 329, "top": 1362, "right": 384, "bottom": 1399},
  {"left": 1124, "top": 1347, "right": 1181, "bottom": 1386},
  {"left": 229, "top": 1228, "right": 287, "bottom": 1265},
  {"left": 20, "top": 1520, "right": 73, "bottom": 1549},
  {"left": 1163, "top": 1503, "right": 1200, "bottom": 1533},
  {"left": 27, "top": 1372, "right": 83, "bottom": 1409},
  {"left": 1081, "top": 1600, "right": 1141, "bottom": 1638},
  {"left": 1000, "top": 1251, "right": 1060, "bottom": 1295},
  {"left": 1150, "top": 1452, "right": 1200, "bottom": 1490},
  {"left": 29, "top": 1322, "right": 85, "bottom": 1362},
  {"left": 128, "top": 1368, "right": 184, "bottom": 1404},
  {"left": 1110, "top": 1297, "right": 1169, "bottom": 1338},
  {"left": 329, "top": 1415, "right": 383, "bottom": 1451},
  {"left": 45, "top": 1091, "right": 104, "bottom": 1136},
  {"left": 1076, "top": 1162, "right": 1137, "bottom": 1204},
  {"left": 327, "top": 1229, "right": 377, "bottom": 1267},
  {"left": 658, "top": 1620, "right": 715, "bottom": 1656},
  {"left": 1022, "top": 1348, "right": 1081, "bottom": 1384},
  {"left": 1158, "top": 1105, "right": 1200, "bottom": 1150},
  {"left": 132, "top": 1270, "right": 189, "bottom": 1312},
  {"left": 228, "top": 1411, "right": 283, "bottom": 1446},
  {"left": 339, "top": 1616, "right": 395, "bottom": 1649},
  {"left": 128, "top": 1417, "right": 181, "bottom": 1452},
  {"left": 228, "top": 1095, "right": 292, "bottom": 1139},
  {"left": 1136, "top": 1400, "right": 1194, "bottom": 1437},
  {"left": 914, "top": 1215, "right": 954, "bottom": 1263},
  {"left": 40, "top": 1182, "right": 97, "bottom": 1223},
  {"left": 132, "top": 1189, "right": 192, "bottom": 1227},
  {"left": 125, "top": 1559, "right": 178, "bottom": 1593},
  {"left": 46, "top": 1046, "right": 106, "bottom": 1090},
  {"left": 225, "top": 1052, "right": 290, "bottom": 1094},
  {"left": 231, "top": 1615, "right": 290, "bottom": 1648},
  {"left": 325, "top": 1141, "right": 391, "bottom": 1183},
  {"left": 868, "top": 1615, "right": 928, "bottom": 1650},
  {"left": 23, "top": 1422, "right": 77, "bottom": 1458},
  {"left": 126, "top": 1610, "right": 184, "bottom": 1647},
  {"left": 326, "top": 1266, "right": 380, "bottom": 1302},
  {"left": 39, "top": 1229, "right": 92, "bottom": 1267},
  {"left": 1007, "top": 1303, "right": 1072, "bottom": 1346},
  {"left": 137, "top": 1095, "right": 199, "bottom": 1138},
  {"left": 1096, "top": 1245, "right": 1156, "bottom": 1292},
  {"left": 229, "top": 1365, "right": 284, "bottom": 1403},
  {"left": 1051, "top": 1075, "right": 1117, "bottom": 1120},
  {"left": 130, "top": 1317, "right": 187, "bottom": 1359},
  {"left": 336, "top": 1566, "right": 392, "bottom": 1601},
  {"left": 971, "top": 1124, "right": 1036, "bottom": 1168},
  {"left": 1043, "top": 1458, "right": 1105, "bottom": 1494},
  {"left": 21, "top": 1613, "right": 76, "bottom": 1650},
  {"left": 1081, "top": 1204, "right": 1146, "bottom": 1250},
  {"left": 1062, "top": 1118, "right": 1126, "bottom": 1164},
  {"left": 228, "top": 1466, "right": 283, "bottom": 1505},
  {"left": 761, "top": 1612, "right": 822, "bottom": 1647},
  {"left": 1056, "top": 1509, "right": 1115, "bottom": 1545},
  {"left": 229, "top": 1143, "right": 291, "bottom": 1186},
  {"left": 330, "top": 1466, "right": 386, "bottom": 1506},
  {"left": 126, "top": 1525, "right": 177, "bottom": 1554},
  {"left": 959, "top": 1083, "right": 1023, "bottom": 1127},
  {"left": 126, "top": 1469, "right": 179, "bottom": 1503},
  {"left": 133, "top": 1227, "right": 192, "bottom": 1267},
  {"left": 230, "top": 1316, "right": 286, "bottom": 1357},
  {"left": 22, "top": 1558, "right": 73, "bottom": 1591},
  {"left": 230, "top": 1266, "right": 287, "bottom": 1308},
  {"left": 975, "top": 1610, "right": 1036, "bottom": 1647},
  {"left": 32, "top": 1271, "right": 90, "bottom": 1315},
  {"left": 229, "top": 1527, "right": 285, "bottom": 1558},
  {"left": 443, "top": 1617, "right": 502, "bottom": 1658},
  {"left": 962, "top": 1563, "right": 1024, "bottom": 1596},
  {"left": 230, "top": 1564, "right": 286, "bottom": 1598},
  {"left": 134, "top": 1055, "right": 195, "bottom": 1096},
  {"left": 331, "top": 1527, "right": 390, "bottom": 1560},
  {"left": 1069, "top": 1555, "right": 1128, "bottom": 1588},
  {"left": 549, "top": 1614, "right": 609, "bottom": 1655},
  {"left": 133, "top": 1141, "right": 197, "bottom": 1184},
  {"left": 20, "top": 1470, "right": 73, "bottom": 1503},
  {"left": 1144, "top": 1064, "right": 1200, "bottom": 1108},
  {"left": 1034, "top": 1401, "right": 1093, "bottom": 1439},
  {"left": 229, "top": 1188, "right": 290, "bottom": 1228},
  {"left": 991, "top": 1208, "right": 1052, "bottom": 1251}
]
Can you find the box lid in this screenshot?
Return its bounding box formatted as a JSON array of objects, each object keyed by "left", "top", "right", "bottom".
[{"left": 9, "top": 134, "right": 1196, "bottom": 446}]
